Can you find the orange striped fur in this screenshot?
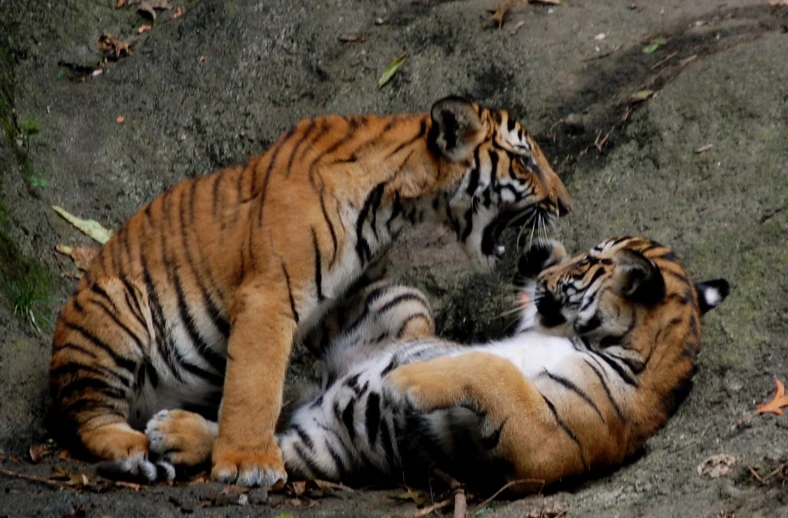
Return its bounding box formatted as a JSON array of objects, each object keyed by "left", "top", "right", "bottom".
[{"left": 49, "top": 97, "right": 571, "bottom": 486}]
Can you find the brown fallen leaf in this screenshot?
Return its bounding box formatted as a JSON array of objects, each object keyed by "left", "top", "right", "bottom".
[
  {"left": 487, "top": 0, "right": 521, "bottom": 30},
  {"left": 697, "top": 454, "right": 736, "bottom": 478},
  {"left": 137, "top": 24, "right": 152, "bottom": 34},
  {"left": 757, "top": 379, "right": 788, "bottom": 415},
  {"left": 116, "top": 115, "right": 125, "bottom": 124},
  {"left": 770, "top": 0, "right": 788, "bottom": 6},
  {"left": 116, "top": 0, "right": 127, "bottom": 8},
  {"left": 97, "top": 32, "right": 133, "bottom": 59},
  {"left": 679, "top": 54, "right": 698, "bottom": 67},
  {"left": 531, "top": 0, "right": 561, "bottom": 4},
  {"left": 172, "top": 7, "right": 183, "bottom": 19},
  {"left": 58, "top": 450, "right": 72, "bottom": 460},
  {"left": 56, "top": 244, "right": 100, "bottom": 273},
  {"left": 694, "top": 144, "right": 713, "bottom": 154},
  {"left": 29, "top": 443, "right": 54, "bottom": 463}
]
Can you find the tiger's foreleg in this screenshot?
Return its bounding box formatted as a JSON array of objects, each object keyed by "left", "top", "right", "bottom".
[
  {"left": 385, "top": 352, "right": 588, "bottom": 490},
  {"left": 211, "top": 282, "right": 297, "bottom": 488},
  {"left": 50, "top": 277, "right": 170, "bottom": 481}
]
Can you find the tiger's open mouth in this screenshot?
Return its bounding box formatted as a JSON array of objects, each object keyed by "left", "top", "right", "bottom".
[{"left": 481, "top": 206, "right": 551, "bottom": 259}]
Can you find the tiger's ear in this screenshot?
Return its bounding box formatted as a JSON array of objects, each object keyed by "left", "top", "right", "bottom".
[
  {"left": 695, "top": 279, "right": 730, "bottom": 314},
  {"left": 612, "top": 249, "right": 665, "bottom": 306},
  {"left": 428, "top": 96, "right": 484, "bottom": 162}
]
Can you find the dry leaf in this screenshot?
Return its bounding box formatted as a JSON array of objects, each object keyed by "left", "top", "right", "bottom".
[
  {"left": 97, "top": 33, "right": 133, "bottom": 59},
  {"left": 338, "top": 33, "right": 366, "bottom": 42},
  {"left": 770, "top": 0, "right": 788, "bottom": 6},
  {"left": 378, "top": 54, "right": 407, "bottom": 88},
  {"left": 137, "top": 24, "right": 152, "bottom": 34},
  {"left": 524, "top": 502, "right": 569, "bottom": 518},
  {"left": 628, "top": 89, "right": 655, "bottom": 103},
  {"left": 116, "top": 0, "right": 127, "bottom": 8},
  {"left": 679, "top": 54, "right": 698, "bottom": 67},
  {"left": 199, "top": 55, "right": 207, "bottom": 62},
  {"left": 511, "top": 20, "right": 525, "bottom": 34},
  {"left": 289, "top": 480, "right": 307, "bottom": 496},
  {"left": 694, "top": 144, "right": 713, "bottom": 154},
  {"left": 116, "top": 115, "right": 125, "bottom": 124},
  {"left": 531, "top": 0, "right": 560, "bottom": 4},
  {"left": 172, "top": 7, "right": 183, "bottom": 18},
  {"left": 487, "top": 0, "right": 520, "bottom": 30},
  {"left": 757, "top": 379, "right": 788, "bottom": 415},
  {"left": 58, "top": 450, "right": 72, "bottom": 460},
  {"left": 390, "top": 487, "right": 427, "bottom": 505},
  {"left": 29, "top": 443, "right": 54, "bottom": 463},
  {"left": 697, "top": 454, "right": 736, "bottom": 478},
  {"left": 53, "top": 206, "right": 114, "bottom": 245},
  {"left": 56, "top": 244, "right": 100, "bottom": 272},
  {"left": 114, "top": 480, "right": 141, "bottom": 490}
]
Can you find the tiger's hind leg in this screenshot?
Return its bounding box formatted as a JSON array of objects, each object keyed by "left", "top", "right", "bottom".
[
  {"left": 50, "top": 277, "right": 168, "bottom": 481},
  {"left": 320, "top": 280, "right": 436, "bottom": 383}
]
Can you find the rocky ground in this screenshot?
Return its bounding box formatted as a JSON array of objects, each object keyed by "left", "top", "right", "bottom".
[{"left": 1, "top": 0, "right": 787, "bottom": 516}]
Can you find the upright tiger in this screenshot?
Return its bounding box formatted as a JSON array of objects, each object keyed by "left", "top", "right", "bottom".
[
  {"left": 49, "top": 97, "right": 572, "bottom": 487},
  {"left": 141, "top": 237, "right": 728, "bottom": 489}
]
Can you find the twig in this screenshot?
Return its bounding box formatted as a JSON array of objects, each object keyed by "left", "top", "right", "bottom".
[
  {"left": 409, "top": 498, "right": 452, "bottom": 517},
  {"left": 748, "top": 466, "right": 765, "bottom": 484},
  {"left": 581, "top": 45, "right": 621, "bottom": 62},
  {"left": 431, "top": 468, "right": 467, "bottom": 518},
  {"left": 475, "top": 478, "right": 545, "bottom": 513},
  {"left": 0, "top": 467, "right": 71, "bottom": 489},
  {"left": 650, "top": 50, "right": 679, "bottom": 70}
]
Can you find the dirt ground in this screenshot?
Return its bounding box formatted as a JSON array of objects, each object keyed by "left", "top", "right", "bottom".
[{"left": 1, "top": 0, "right": 787, "bottom": 516}]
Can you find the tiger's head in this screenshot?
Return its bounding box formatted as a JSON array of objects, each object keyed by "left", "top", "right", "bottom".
[
  {"left": 426, "top": 97, "right": 572, "bottom": 269},
  {"left": 516, "top": 237, "right": 729, "bottom": 352}
]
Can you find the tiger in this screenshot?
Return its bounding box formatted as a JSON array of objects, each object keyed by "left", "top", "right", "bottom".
[
  {"left": 141, "top": 236, "right": 729, "bottom": 491},
  {"left": 49, "top": 96, "right": 573, "bottom": 487}
]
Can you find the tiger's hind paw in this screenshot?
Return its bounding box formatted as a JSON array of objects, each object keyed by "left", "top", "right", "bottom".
[
  {"left": 96, "top": 451, "right": 175, "bottom": 483},
  {"left": 383, "top": 362, "right": 460, "bottom": 412}
]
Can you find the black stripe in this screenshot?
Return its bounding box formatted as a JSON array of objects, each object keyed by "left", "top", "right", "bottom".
[
  {"left": 88, "top": 290, "right": 147, "bottom": 356},
  {"left": 465, "top": 148, "right": 481, "bottom": 195},
  {"left": 63, "top": 398, "right": 125, "bottom": 419},
  {"left": 546, "top": 371, "right": 605, "bottom": 423},
  {"left": 120, "top": 280, "right": 148, "bottom": 332},
  {"left": 594, "top": 351, "right": 638, "bottom": 386},
  {"left": 180, "top": 360, "right": 225, "bottom": 386},
  {"left": 384, "top": 119, "right": 427, "bottom": 160},
  {"left": 541, "top": 394, "right": 588, "bottom": 471},
  {"left": 395, "top": 313, "right": 432, "bottom": 339},
  {"left": 257, "top": 126, "right": 297, "bottom": 226},
  {"left": 211, "top": 171, "right": 222, "bottom": 219},
  {"left": 292, "top": 441, "right": 328, "bottom": 480},
  {"left": 342, "top": 398, "right": 356, "bottom": 440},
  {"left": 386, "top": 191, "right": 404, "bottom": 231},
  {"left": 55, "top": 342, "right": 98, "bottom": 360},
  {"left": 285, "top": 119, "right": 317, "bottom": 177},
  {"left": 368, "top": 181, "right": 385, "bottom": 240},
  {"left": 171, "top": 264, "right": 227, "bottom": 377},
  {"left": 381, "top": 357, "right": 399, "bottom": 377},
  {"left": 51, "top": 361, "right": 132, "bottom": 389},
  {"left": 141, "top": 264, "right": 184, "bottom": 383},
  {"left": 378, "top": 415, "right": 397, "bottom": 464},
  {"left": 365, "top": 392, "right": 381, "bottom": 446},
  {"left": 62, "top": 321, "right": 138, "bottom": 374},
  {"left": 58, "top": 375, "right": 129, "bottom": 403},
  {"left": 355, "top": 182, "right": 387, "bottom": 263},
  {"left": 582, "top": 358, "right": 625, "bottom": 421},
  {"left": 292, "top": 424, "right": 316, "bottom": 450},
  {"left": 281, "top": 262, "right": 300, "bottom": 323},
  {"left": 324, "top": 437, "right": 349, "bottom": 479},
  {"left": 312, "top": 227, "right": 325, "bottom": 301},
  {"left": 377, "top": 293, "right": 427, "bottom": 315},
  {"left": 317, "top": 184, "right": 339, "bottom": 267}
]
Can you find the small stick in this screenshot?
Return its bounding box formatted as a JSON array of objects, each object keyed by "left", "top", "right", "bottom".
[
  {"left": 475, "top": 478, "right": 545, "bottom": 513},
  {"left": 650, "top": 50, "right": 679, "bottom": 71},
  {"left": 0, "top": 467, "right": 71, "bottom": 490},
  {"left": 431, "top": 468, "right": 467, "bottom": 518},
  {"left": 409, "top": 498, "right": 452, "bottom": 517}
]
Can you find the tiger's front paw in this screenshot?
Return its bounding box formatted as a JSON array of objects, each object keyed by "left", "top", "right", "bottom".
[
  {"left": 383, "top": 362, "right": 460, "bottom": 412},
  {"left": 211, "top": 436, "right": 287, "bottom": 489},
  {"left": 146, "top": 409, "right": 217, "bottom": 469}
]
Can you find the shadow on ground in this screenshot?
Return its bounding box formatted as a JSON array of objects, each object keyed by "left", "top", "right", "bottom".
[{"left": 1, "top": 1, "right": 787, "bottom": 516}]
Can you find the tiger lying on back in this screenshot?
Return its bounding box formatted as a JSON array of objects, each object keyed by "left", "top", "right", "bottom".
[
  {"left": 144, "top": 237, "right": 728, "bottom": 491},
  {"left": 50, "top": 97, "right": 572, "bottom": 487}
]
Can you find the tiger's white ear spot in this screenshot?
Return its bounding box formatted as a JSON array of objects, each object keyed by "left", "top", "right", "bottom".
[{"left": 695, "top": 279, "right": 730, "bottom": 314}]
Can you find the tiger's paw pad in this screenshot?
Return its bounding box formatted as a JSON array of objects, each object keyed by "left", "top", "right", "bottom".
[
  {"left": 211, "top": 450, "right": 287, "bottom": 488},
  {"left": 145, "top": 409, "right": 217, "bottom": 468},
  {"left": 96, "top": 451, "right": 175, "bottom": 483}
]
